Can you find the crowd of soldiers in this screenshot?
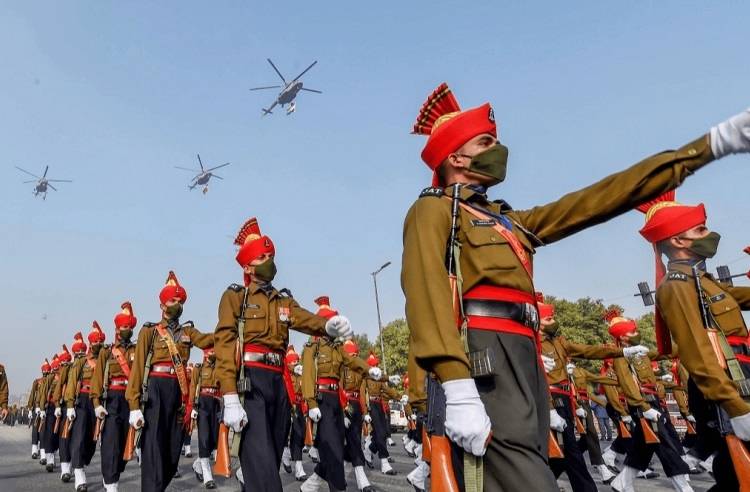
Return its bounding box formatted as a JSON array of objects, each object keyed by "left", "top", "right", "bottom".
[{"left": 3, "top": 84, "right": 750, "bottom": 492}]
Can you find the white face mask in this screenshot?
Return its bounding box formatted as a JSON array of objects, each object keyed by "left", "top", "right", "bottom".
[{"left": 566, "top": 364, "right": 575, "bottom": 375}]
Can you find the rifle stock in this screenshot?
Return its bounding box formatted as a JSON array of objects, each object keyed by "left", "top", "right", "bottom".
[
  {"left": 548, "top": 430, "right": 564, "bottom": 458},
  {"left": 421, "top": 425, "right": 431, "bottom": 463},
  {"left": 213, "top": 423, "right": 232, "bottom": 478},
  {"left": 574, "top": 416, "right": 585, "bottom": 435},
  {"left": 618, "top": 419, "right": 632, "bottom": 439},
  {"left": 61, "top": 419, "right": 71, "bottom": 439},
  {"left": 685, "top": 419, "right": 696, "bottom": 435},
  {"left": 726, "top": 434, "right": 750, "bottom": 492},
  {"left": 123, "top": 426, "right": 136, "bottom": 461},
  {"left": 93, "top": 418, "right": 104, "bottom": 442},
  {"left": 53, "top": 416, "right": 60, "bottom": 434},
  {"left": 304, "top": 417, "right": 314, "bottom": 447},
  {"left": 430, "top": 435, "right": 461, "bottom": 492},
  {"left": 640, "top": 417, "right": 660, "bottom": 444}
]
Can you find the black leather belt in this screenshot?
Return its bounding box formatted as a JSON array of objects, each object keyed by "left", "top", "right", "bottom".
[
  {"left": 463, "top": 299, "right": 539, "bottom": 330},
  {"left": 243, "top": 352, "right": 283, "bottom": 367}
]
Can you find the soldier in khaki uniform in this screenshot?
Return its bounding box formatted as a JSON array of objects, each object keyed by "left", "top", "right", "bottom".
[
  {"left": 282, "top": 346, "right": 308, "bottom": 481},
  {"left": 405, "top": 353, "right": 429, "bottom": 492},
  {"left": 214, "top": 218, "right": 353, "bottom": 492},
  {"left": 89, "top": 302, "right": 138, "bottom": 492},
  {"left": 298, "top": 297, "right": 375, "bottom": 492},
  {"left": 0, "top": 363, "right": 8, "bottom": 421},
  {"left": 40, "top": 355, "right": 62, "bottom": 472},
  {"left": 598, "top": 358, "right": 637, "bottom": 470},
  {"left": 634, "top": 193, "right": 750, "bottom": 490},
  {"left": 538, "top": 298, "right": 645, "bottom": 489},
  {"left": 54, "top": 343, "right": 75, "bottom": 483},
  {"left": 403, "top": 82, "right": 750, "bottom": 490},
  {"left": 30, "top": 360, "right": 50, "bottom": 460},
  {"left": 189, "top": 347, "right": 220, "bottom": 490},
  {"left": 126, "top": 271, "right": 214, "bottom": 492},
  {"left": 362, "top": 352, "right": 400, "bottom": 475}
]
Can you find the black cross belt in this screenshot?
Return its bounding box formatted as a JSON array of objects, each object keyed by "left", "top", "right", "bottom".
[{"left": 463, "top": 299, "right": 538, "bottom": 329}]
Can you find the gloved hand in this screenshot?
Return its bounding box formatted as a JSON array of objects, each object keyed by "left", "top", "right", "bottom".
[
  {"left": 294, "top": 364, "right": 303, "bottom": 376},
  {"left": 623, "top": 345, "right": 650, "bottom": 358},
  {"left": 550, "top": 409, "right": 567, "bottom": 432},
  {"left": 364, "top": 414, "right": 372, "bottom": 424},
  {"left": 344, "top": 417, "right": 351, "bottom": 429},
  {"left": 661, "top": 374, "right": 674, "bottom": 382},
  {"left": 575, "top": 407, "right": 586, "bottom": 419},
  {"left": 129, "top": 409, "right": 145, "bottom": 429},
  {"left": 94, "top": 406, "right": 107, "bottom": 420},
  {"left": 35, "top": 407, "right": 41, "bottom": 416},
  {"left": 409, "top": 414, "right": 417, "bottom": 421},
  {"left": 325, "top": 315, "right": 353, "bottom": 339},
  {"left": 28, "top": 410, "right": 33, "bottom": 420},
  {"left": 711, "top": 108, "right": 750, "bottom": 158},
  {"left": 442, "top": 379, "right": 492, "bottom": 457},
  {"left": 54, "top": 407, "right": 61, "bottom": 418},
  {"left": 541, "top": 355, "right": 555, "bottom": 373},
  {"left": 643, "top": 408, "right": 661, "bottom": 422},
  {"left": 730, "top": 412, "right": 750, "bottom": 441},
  {"left": 622, "top": 415, "right": 633, "bottom": 425},
  {"left": 309, "top": 407, "right": 322, "bottom": 423},
  {"left": 222, "top": 394, "right": 247, "bottom": 432},
  {"left": 369, "top": 367, "right": 382, "bottom": 380},
  {"left": 686, "top": 414, "right": 696, "bottom": 424},
  {"left": 66, "top": 408, "right": 76, "bottom": 421},
  {"left": 389, "top": 375, "right": 401, "bottom": 386},
  {"left": 191, "top": 409, "right": 198, "bottom": 420}
]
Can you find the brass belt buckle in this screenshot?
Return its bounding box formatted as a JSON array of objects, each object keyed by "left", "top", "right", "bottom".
[{"left": 524, "top": 303, "right": 539, "bottom": 331}]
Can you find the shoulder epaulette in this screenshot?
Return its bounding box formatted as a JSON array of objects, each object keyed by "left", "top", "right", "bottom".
[
  {"left": 143, "top": 322, "right": 158, "bottom": 328},
  {"left": 491, "top": 199, "right": 514, "bottom": 211},
  {"left": 666, "top": 271, "right": 688, "bottom": 282},
  {"left": 419, "top": 186, "right": 444, "bottom": 198},
  {"left": 279, "top": 288, "right": 292, "bottom": 298},
  {"left": 227, "top": 283, "right": 243, "bottom": 292},
  {"left": 194, "top": 362, "right": 203, "bottom": 368},
  {"left": 181, "top": 321, "right": 195, "bottom": 329}
]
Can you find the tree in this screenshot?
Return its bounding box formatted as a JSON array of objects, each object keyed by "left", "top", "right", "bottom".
[
  {"left": 352, "top": 333, "right": 374, "bottom": 357},
  {"left": 373, "top": 318, "right": 409, "bottom": 378}
]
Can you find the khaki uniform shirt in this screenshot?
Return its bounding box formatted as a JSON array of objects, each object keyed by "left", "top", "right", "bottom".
[
  {"left": 65, "top": 355, "right": 98, "bottom": 406},
  {"left": 90, "top": 342, "right": 137, "bottom": 408},
  {"left": 542, "top": 336, "right": 623, "bottom": 385},
  {"left": 27, "top": 378, "right": 40, "bottom": 409},
  {"left": 365, "top": 377, "right": 402, "bottom": 411},
  {"left": 214, "top": 282, "right": 327, "bottom": 394},
  {"left": 301, "top": 338, "right": 369, "bottom": 410},
  {"left": 612, "top": 353, "right": 662, "bottom": 412},
  {"left": 656, "top": 261, "right": 750, "bottom": 417},
  {"left": 407, "top": 350, "right": 427, "bottom": 413},
  {"left": 0, "top": 364, "right": 7, "bottom": 409},
  {"left": 663, "top": 381, "right": 690, "bottom": 415},
  {"left": 190, "top": 362, "right": 218, "bottom": 403},
  {"left": 402, "top": 135, "right": 713, "bottom": 382},
  {"left": 39, "top": 372, "right": 58, "bottom": 408},
  {"left": 53, "top": 363, "right": 72, "bottom": 408},
  {"left": 126, "top": 320, "right": 213, "bottom": 410}
]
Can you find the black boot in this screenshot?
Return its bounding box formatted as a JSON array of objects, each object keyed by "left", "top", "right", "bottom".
[
  {"left": 61, "top": 473, "right": 72, "bottom": 482},
  {"left": 205, "top": 480, "right": 217, "bottom": 489}
]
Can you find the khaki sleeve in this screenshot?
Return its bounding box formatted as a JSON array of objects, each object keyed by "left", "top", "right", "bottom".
[
  {"left": 0, "top": 371, "right": 7, "bottom": 409},
  {"left": 562, "top": 339, "right": 623, "bottom": 360},
  {"left": 214, "top": 289, "right": 241, "bottom": 394},
  {"left": 188, "top": 326, "right": 214, "bottom": 350},
  {"left": 126, "top": 327, "right": 152, "bottom": 411},
  {"left": 657, "top": 280, "right": 750, "bottom": 417},
  {"left": 35, "top": 378, "right": 46, "bottom": 409},
  {"left": 602, "top": 382, "right": 627, "bottom": 416},
  {"left": 27, "top": 380, "right": 38, "bottom": 408},
  {"left": 402, "top": 196, "right": 470, "bottom": 382},
  {"left": 513, "top": 135, "right": 713, "bottom": 244},
  {"left": 342, "top": 352, "right": 369, "bottom": 375},
  {"left": 52, "top": 366, "right": 68, "bottom": 407},
  {"left": 189, "top": 366, "right": 198, "bottom": 403},
  {"left": 589, "top": 393, "right": 607, "bottom": 407},
  {"left": 384, "top": 385, "right": 401, "bottom": 400},
  {"left": 302, "top": 345, "right": 317, "bottom": 410},
  {"left": 64, "top": 360, "right": 82, "bottom": 407},
  {"left": 288, "top": 299, "right": 327, "bottom": 337},
  {"left": 613, "top": 357, "right": 649, "bottom": 412},
  {"left": 673, "top": 386, "right": 690, "bottom": 415},
  {"left": 725, "top": 286, "right": 750, "bottom": 310},
  {"left": 89, "top": 348, "right": 109, "bottom": 408},
  {"left": 407, "top": 350, "right": 428, "bottom": 409}
]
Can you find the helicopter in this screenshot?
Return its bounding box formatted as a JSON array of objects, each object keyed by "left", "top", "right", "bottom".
[
  {"left": 249, "top": 59, "right": 322, "bottom": 116},
  {"left": 175, "top": 154, "right": 230, "bottom": 194},
  {"left": 15, "top": 165, "right": 72, "bottom": 200}
]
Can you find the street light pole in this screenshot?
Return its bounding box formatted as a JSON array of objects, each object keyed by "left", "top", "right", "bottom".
[{"left": 371, "top": 261, "right": 391, "bottom": 374}]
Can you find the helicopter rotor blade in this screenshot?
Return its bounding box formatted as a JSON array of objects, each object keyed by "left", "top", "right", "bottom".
[
  {"left": 212, "top": 174, "right": 224, "bottom": 180},
  {"left": 291, "top": 61, "right": 318, "bottom": 82},
  {"left": 23, "top": 179, "right": 36, "bottom": 183},
  {"left": 47, "top": 183, "right": 58, "bottom": 192},
  {"left": 266, "top": 59, "right": 287, "bottom": 84},
  {"left": 249, "top": 85, "right": 281, "bottom": 91},
  {"left": 197, "top": 154, "right": 204, "bottom": 172},
  {"left": 42, "top": 165, "right": 49, "bottom": 178},
  {"left": 47, "top": 179, "right": 72, "bottom": 183},
  {"left": 15, "top": 166, "right": 41, "bottom": 179},
  {"left": 205, "top": 162, "right": 230, "bottom": 172},
  {"left": 174, "top": 166, "right": 199, "bottom": 172},
  {"left": 300, "top": 88, "right": 322, "bottom": 94}
]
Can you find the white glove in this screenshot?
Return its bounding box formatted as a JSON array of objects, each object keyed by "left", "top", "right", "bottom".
[
  {"left": 364, "top": 414, "right": 372, "bottom": 424},
  {"left": 389, "top": 375, "right": 401, "bottom": 386},
  {"left": 686, "top": 414, "right": 696, "bottom": 424},
  {"left": 129, "top": 409, "right": 144, "bottom": 429},
  {"left": 550, "top": 409, "right": 567, "bottom": 432},
  {"left": 661, "top": 374, "right": 674, "bottom": 382},
  {"left": 28, "top": 410, "right": 33, "bottom": 420},
  {"left": 324, "top": 315, "right": 353, "bottom": 339},
  {"left": 35, "top": 407, "right": 41, "bottom": 416},
  {"left": 94, "top": 406, "right": 107, "bottom": 420},
  {"left": 575, "top": 407, "right": 586, "bottom": 419},
  {"left": 54, "top": 407, "right": 61, "bottom": 418},
  {"left": 66, "top": 407, "right": 76, "bottom": 421},
  {"left": 409, "top": 414, "right": 417, "bottom": 421},
  {"left": 622, "top": 415, "right": 633, "bottom": 425},
  {"left": 369, "top": 367, "right": 382, "bottom": 380},
  {"left": 400, "top": 394, "right": 409, "bottom": 404},
  {"left": 623, "top": 345, "right": 649, "bottom": 358},
  {"left": 730, "top": 412, "right": 750, "bottom": 441},
  {"left": 309, "top": 407, "right": 322, "bottom": 423},
  {"left": 191, "top": 409, "right": 198, "bottom": 420},
  {"left": 643, "top": 408, "right": 661, "bottom": 422},
  {"left": 222, "top": 394, "right": 247, "bottom": 432},
  {"left": 294, "top": 364, "right": 303, "bottom": 376},
  {"left": 344, "top": 417, "right": 351, "bottom": 429},
  {"left": 442, "top": 379, "right": 492, "bottom": 457},
  {"left": 541, "top": 355, "right": 555, "bottom": 373},
  {"left": 711, "top": 108, "right": 750, "bottom": 158}
]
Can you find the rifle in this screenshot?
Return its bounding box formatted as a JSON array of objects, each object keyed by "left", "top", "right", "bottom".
[
  {"left": 125, "top": 328, "right": 158, "bottom": 460},
  {"left": 304, "top": 418, "right": 314, "bottom": 446},
  {"left": 426, "top": 375, "right": 460, "bottom": 492},
  {"left": 618, "top": 419, "right": 632, "bottom": 439},
  {"left": 213, "top": 422, "right": 232, "bottom": 478},
  {"left": 623, "top": 356, "right": 661, "bottom": 444},
  {"left": 229, "top": 286, "right": 251, "bottom": 458},
  {"left": 567, "top": 375, "right": 586, "bottom": 435},
  {"left": 94, "top": 352, "right": 111, "bottom": 442},
  {"left": 548, "top": 430, "right": 564, "bottom": 458},
  {"left": 692, "top": 263, "right": 750, "bottom": 489}
]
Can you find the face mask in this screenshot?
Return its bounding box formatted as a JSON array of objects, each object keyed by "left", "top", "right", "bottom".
[
  {"left": 461, "top": 143, "right": 509, "bottom": 186},
  {"left": 91, "top": 345, "right": 102, "bottom": 357},
  {"left": 627, "top": 334, "right": 642, "bottom": 346},
  {"left": 685, "top": 232, "right": 721, "bottom": 259},
  {"left": 208, "top": 355, "right": 216, "bottom": 364},
  {"left": 253, "top": 258, "right": 277, "bottom": 283},
  {"left": 542, "top": 322, "right": 559, "bottom": 336},
  {"left": 119, "top": 329, "right": 133, "bottom": 342},
  {"left": 164, "top": 303, "right": 183, "bottom": 320}
]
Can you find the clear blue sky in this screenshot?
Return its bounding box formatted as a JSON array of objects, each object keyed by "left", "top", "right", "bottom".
[{"left": 2, "top": 2, "right": 749, "bottom": 396}]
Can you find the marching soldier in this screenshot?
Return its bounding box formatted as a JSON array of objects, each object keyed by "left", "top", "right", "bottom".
[
  {"left": 363, "top": 352, "right": 398, "bottom": 476},
  {"left": 214, "top": 217, "right": 353, "bottom": 492},
  {"left": 405, "top": 353, "right": 429, "bottom": 492},
  {"left": 126, "top": 271, "right": 214, "bottom": 492},
  {"left": 90, "top": 302, "right": 138, "bottom": 492},
  {"left": 65, "top": 322, "right": 106, "bottom": 491},
  {"left": 599, "top": 358, "right": 635, "bottom": 471},
  {"left": 190, "top": 347, "right": 220, "bottom": 489},
  {"left": 538, "top": 297, "right": 646, "bottom": 490},
  {"left": 0, "top": 362, "right": 8, "bottom": 421},
  {"left": 403, "top": 82, "right": 749, "bottom": 489},
  {"left": 282, "top": 346, "right": 308, "bottom": 481},
  {"left": 299, "top": 296, "right": 376, "bottom": 492},
  {"left": 40, "top": 354, "right": 62, "bottom": 472},
  {"left": 637, "top": 192, "right": 750, "bottom": 490},
  {"left": 29, "top": 360, "right": 49, "bottom": 460},
  {"left": 54, "top": 343, "right": 75, "bottom": 483}
]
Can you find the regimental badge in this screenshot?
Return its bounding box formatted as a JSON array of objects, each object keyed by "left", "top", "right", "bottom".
[
  {"left": 279, "top": 307, "right": 290, "bottom": 323},
  {"left": 488, "top": 107, "right": 495, "bottom": 123},
  {"left": 667, "top": 271, "right": 688, "bottom": 282}
]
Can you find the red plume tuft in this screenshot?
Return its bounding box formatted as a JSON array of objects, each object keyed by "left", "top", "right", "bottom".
[
  {"left": 636, "top": 191, "right": 675, "bottom": 214},
  {"left": 535, "top": 292, "right": 545, "bottom": 304},
  {"left": 412, "top": 83, "right": 461, "bottom": 136},
  {"left": 234, "top": 217, "right": 261, "bottom": 246},
  {"left": 603, "top": 308, "right": 623, "bottom": 323}
]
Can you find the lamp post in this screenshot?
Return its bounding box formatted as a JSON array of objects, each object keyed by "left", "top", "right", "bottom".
[{"left": 371, "top": 261, "right": 391, "bottom": 373}]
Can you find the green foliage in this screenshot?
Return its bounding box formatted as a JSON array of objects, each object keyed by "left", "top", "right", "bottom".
[
  {"left": 352, "top": 333, "right": 374, "bottom": 357},
  {"left": 374, "top": 318, "right": 409, "bottom": 378}
]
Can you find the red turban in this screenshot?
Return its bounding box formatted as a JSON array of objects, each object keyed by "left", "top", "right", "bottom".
[
  {"left": 604, "top": 309, "right": 637, "bottom": 340},
  {"left": 58, "top": 344, "right": 72, "bottom": 364},
  {"left": 88, "top": 321, "right": 106, "bottom": 344},
  {"left": 114, "top": 301, "right": 138, "bottom": 329},
  {"left": 51, "top": 355, "right": 61, "bottom": 371},
  {"left": 367, "top": 352, "right": 380, "bottom": 367},
  {"left": 234, "top": 217, "right": 275, "bottom": 268},
  {"left": 41, "top": 360, "right": 51, "bottom": 373},
  {"left": 343, "top": 339, "right": 359, "bottom": 356},
  {"left": 71, "top": 331, "right": 87, "bottom": 354},
  {"left": 314, "top": 295, "right": 339, "bottom": 320},
  {"left": 285, "top": 346, "right": 300, "bottom": 365},
  {"left": 159, "top": 270, "right": 188, "bottom": 305}
]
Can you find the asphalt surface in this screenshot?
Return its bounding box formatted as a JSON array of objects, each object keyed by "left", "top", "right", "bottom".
[{"left": 0, "top": 424, "right": 718, "bottom": 491}]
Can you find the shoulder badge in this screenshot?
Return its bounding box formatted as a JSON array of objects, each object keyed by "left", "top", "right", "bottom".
[
  {"left": 143, "top": 322, "right": 157, "bottom": 328},
  {"left": 491, "top": 199, "right": 514, "bottom": 211},
  {"left": 419, "top": 187, "right": 444, "bottom": 198},
  {"left": 667, "top": 271, "right": 688, "bottom": 282},
  {"left": 180, "top": 321, "right": 195, "bottom": 329},
  {"left": 227, "top": 283, "right": 243, "bottom": 292},
  {"left": 278, "top": 288, "right": 292, "bottom": 298}
]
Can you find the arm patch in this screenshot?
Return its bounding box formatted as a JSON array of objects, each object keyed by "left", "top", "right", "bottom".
[
  {"left": 667, "top": 271, "right": 688, "bottom": 282},
  {"left": 419, "top": 187, "right": 444, "bottom": 198}
]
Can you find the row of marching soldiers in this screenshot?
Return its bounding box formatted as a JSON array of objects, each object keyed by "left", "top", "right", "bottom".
[{"left": 25, "top": 215, "right": 409, "bottom": 492}]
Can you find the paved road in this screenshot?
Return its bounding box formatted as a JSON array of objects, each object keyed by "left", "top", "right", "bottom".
[{"left": 0, "top": 424, "right": 718, "bottom": 490}]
